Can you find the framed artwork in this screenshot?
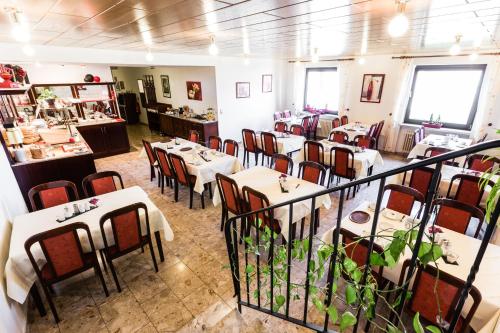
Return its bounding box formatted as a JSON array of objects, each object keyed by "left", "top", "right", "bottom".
[
  {"left": 262, "top": 74, "right": 272, "bottom": 93},
  {"left": 186, "top": 81, "right": 202, "bottom": 100},
  {"left": 360, "top": 74, "right": 385, "bottom": 103},
  {"left": 236, "top": 82, "right": 250, "bottom": 98},
  {"left": 161, "top": 75, "right": 171, "bottom": 98}
]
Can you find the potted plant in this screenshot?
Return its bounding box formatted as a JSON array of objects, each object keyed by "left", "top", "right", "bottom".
[
  {"left": 422, "top": 113, "right": 443, "bottom": 129},
  {"left": 37, "top": 89, "right": 57, "bottom": 107}
]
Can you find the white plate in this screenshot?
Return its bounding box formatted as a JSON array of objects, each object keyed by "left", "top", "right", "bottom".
[{"left": 383, "top": 210, "right": 403, "bottom": 221}]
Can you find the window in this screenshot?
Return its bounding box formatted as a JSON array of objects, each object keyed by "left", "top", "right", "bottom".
[
  {"left": 404, "top": 65, "right": 486, "bottom": 130},
  {"left": 304, "top": 67, "right": 339, "bottom": 113}
]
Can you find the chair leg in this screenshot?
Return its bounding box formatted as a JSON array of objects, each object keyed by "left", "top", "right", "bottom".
[
  {"left": 99, "top": 250, "right": 107, "bottom": 272},
  {"left": 94, "top": 261, "right": 109, "bottom": 297},
  {"left": 107, "top": 258, "right": 122, "bottom": 293},
  {"left": 150, "top": 165, "right": 154, "bottom": 181},
  {"left": 208, "top": 183, "right": 213, "bottom": 199},
  {"left": 174, "top": 180, "right": 179, "bottom": 202},
  {"left": 255, "top": 152, "right": 259, "bottom": 166},
  {"left": 200, "top": 190, "right": 205, "bottom": 209},
  {"left": 160, "top": 174, "right": 164, "bottom": 194},
  {"left": 147, "top": 238, "right": 159, "bottom": 272},
  {"left": 189, "top": 187, "right": 194, "bottom": 209},
  {"left": 300, "top": 218, "right": 305, "bottom": 240},
  {"left": 261, "top": 153, "right": 264, "bottom": 166},
  {"left": 243, "top": 149, "right": 247, "bottom": 166},
  {"left": 30, "top": 284, "right": 46, "bottom": 317},
  {"left": 40, "top": 282, "right": 59, "bottom": 323},
  {"left": 157, "top": 169, "right": 161, "bottom": 187},
  {"left": 154, "top": 230, "right": 165, "bottom": 262},
  {"left": 220, "top": 207, "right": 227, "bottom": 231}
]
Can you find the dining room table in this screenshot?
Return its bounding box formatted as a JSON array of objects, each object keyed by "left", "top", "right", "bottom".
[
  {"left": 256, "top": 131, "right": 306, "bottom": 155},
  {"left": 408, "top": 134, "right": 473, "bottom": 164},
  {"left": 296, "top": 139, "right": 384, "bottom": 178},
  {"left": 321, "top": 200, "right": 500, "bottom": 333},
  {"left": 331, "top": 122, "right": 370, "bottom": 142},
  {"left": 212, "top": 166, "right": 331, "bottom": 242},
  {"left": 141, "top": 138, "right": 244, "bottom": 194},
  {"left": 5, "top": 185, "right": 174, "bottom": 305}
]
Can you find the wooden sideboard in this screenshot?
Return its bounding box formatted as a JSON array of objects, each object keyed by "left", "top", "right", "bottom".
[
  {"left": 76, "top": 120, "right": 130, "bottom": 159},
  {"left": 159, "top": 114, "right": 218, "bottom": 146}
]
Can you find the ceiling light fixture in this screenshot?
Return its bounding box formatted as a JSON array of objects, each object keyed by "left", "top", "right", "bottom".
[
  {"left": 449, "top": 35, "right": 462, "bottom": 56},
  {"left": 22, "top": 44, "right": 34, "bottom": 56},
  {"left": 145, "top": 50, "right": 154, "bottom": 62},
  {"left": 388, "top": 0, "right": 409, "bottom": 38},
  {"left": 358, "top": 57, "right": 366, "bottom": 65},
  {"left": 7, "top": 8, "right": 31, "bottom": 42},
  {"left": 311, "top": 48, "right": 319, "bottom": 63},
  {"left": 208, "top": 36, "right": 218, "bottom": 56}
]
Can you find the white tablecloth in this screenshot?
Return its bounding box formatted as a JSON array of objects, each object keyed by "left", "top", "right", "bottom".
[
  {"left": 5, "top": 186, "right": 174, "bottom": 304},
  {"left": 296, "top": 140, "right": 384, "bottom": 178},
  {"left": 331, "top": 123, "right": 370, "bottom": 142},
  {"left": 321, "top": 201, "right": 500, "bottom": 333},
  {"left": 408, "top": 134, "right": 473, "bottom": 165},
  {"left": 142, "top": 139, "right": 244, "bottom": 194},
  {"left": 256, "top": 131, "right": 305, "bottom": 155},
  {"left": 212, "top": 166, "right": 331, "bottom": 241}
]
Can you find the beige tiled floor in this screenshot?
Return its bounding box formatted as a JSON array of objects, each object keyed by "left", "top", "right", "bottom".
[{"left": 27, "top": 124, "right": 407, "bottom": 333}]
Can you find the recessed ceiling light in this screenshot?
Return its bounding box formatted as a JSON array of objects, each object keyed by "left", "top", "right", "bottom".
[
  {"left": 358, "top": 57, "right": 366, "bottom": 65},
  {"left": 145, "top": 51, "right": 154, "bottom": 62},
  {"left": 8, "top": 9, "right": 31, "bottom": 42},
  {"left": 388, "top": 1, "right": 409, "bottom": 38},
  {"left": 208, "top": 36, "right": 218, "bottom": 56}
]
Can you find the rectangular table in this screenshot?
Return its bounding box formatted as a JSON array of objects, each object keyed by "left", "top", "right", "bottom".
[
  {"left": 142, "top": 138, "right": 244, "bottom": 193},
  {"left": 5, "top": 186, "right": 174, "bottom": 304},
  {"left": 321, "top": 201, "right": 500, "bottom": 333},
  {"left": 256, "top": 131, "right": 305, "bottom": 155},
  {"left": 212, "top": 166, "right": 331, "bottom": 241},
  {"left": 408, "top": 134, "right": 473, "bottom": 164},
  {"left": 331, "top": 123, "right": 370, "bottom": 142},
  {"left": 296, "top": 140, "right": 384, "bottom": 178}
]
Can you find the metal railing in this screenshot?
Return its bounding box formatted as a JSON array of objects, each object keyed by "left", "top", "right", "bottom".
[{"left": 224, "top": 139, "right": 500, "bottom": 332}]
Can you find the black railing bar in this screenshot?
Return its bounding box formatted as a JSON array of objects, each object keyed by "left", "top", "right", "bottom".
[
  {"left": 285, "top": 203, "right": 294, "bottom": 318},
  {"left": 225, "top": 140, "right": 500, "bottom": 223},
  {"left": 396, "top": 162, "right": 444, "bottom": 317},
  {"left": 241, "top": 301, "right": 335, "bottom": 333},
  {"left": 270, "top": 210, "right": 275, "bottom": 314},
  {"left": 354, "top": 177, "right": 387, "bottom": 332},
  {"left": 225, "top": 220, "right": 241, "bottom": 312},
  {"left": 447, "top": 199, "right": 500, "bottom": 332},
  {"left": 303, "top": 196, "right": 317, "bottom": 323},
  {"left": 255, "top": 212, "right": 261, "bottom": 308},
  {"left": 323, "top": 188, "right": 346, "bottom": 332},
  {"left": 232, "top": 225, "right": 242, "bottom": 311},
  {"left": 244, "top": 217, "right": 251, "bottom": 305}
]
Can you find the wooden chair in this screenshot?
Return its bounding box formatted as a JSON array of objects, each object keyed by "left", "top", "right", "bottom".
[
  {"left": 154, "top": 147, "right": 175, "bottom": 194},
  {"left": 446, "top": 174, "right": 493, "bottom": 208},
  {"left": 242, "top": 129, "right": 261, "bottom": 167},
  {"left": 25, "top": 222, "right": 108, "bottom": 323},
  {"left": 99, "top": 203, "right": 158, "bottom": 292},
  {"left": 168, "top": 153, "right": 206, "bottom": 209},
  {"left": 328, "top": 147, "right": 357, "bottom": 198},
  {"left": 464, "top": 154, "right": 500, "bottom": 172},
  {"left": 82, "top": 171, "right": 124, "bottom": 197},
  {"left": 340, "top": 115, "right": 348, "bottom": 125},
  {"left": 432, "top": 198, "right": 484, "bottom": 237},
  {"left": 413, "top": 127, "right": 424, "bottom": 147},
  {"left": 329, "top": 131, "right": 349, "bottom": 144},
  {"left": 374, "top": 120, "right": 384, "bottom": 150},
  {"left": 188, "top": 130, "right": 199, "bottom": 143},
  {"left": 216, "top": 173, "right": 244, "bottom": 232},
  {"left": 272, "top": 153, "right": 293, "bottom": 175},
  {"left": 403, "top": 166, "right": 436, "bottom": 203},
  {"left": 396, "top": 260, "right": 481, "bottom": 333},
  {"left": 424, "top": 146, "right": 452, "bottom": 157},
  {"left": 290, "top": 124, "right": 304, "bottom": 136},
  {"left": 28, "top": 180, "right": 79, "bottom": 211},
  {"left": 297, "top": 161, "right": 325, "bottom": 237},
  {"left": 223, "top": 139, "right": 239, "bottom": 157},
  {"left": 283, "top": 110, "right": 291, "bottom": 118},
  {"left": 332, "top": 118, "right": 341, "bottom": 129},
  {"left": 208, "top": 136, "right": 222, "bottom": 151},
  {"left": 260, "top": 131, "right": 278, "bottom": 166},
  {"left": 242, "top": 186, "right": 281, "bottom": 236},
  {"left": 383, "top": 184, "right": 424, "bottom": 216},
  {"left": 303, "top": 140, "right": 324, "bottom": 165},
  {"left": 368, "top": 123, "right": 378, "bottom": 138},
  {"left": 273, "top": 111, "right": 282, "bottom": 121},
  {"left": 309, "top": 115, "right": 320, "bottom": 140},
  {"left": 353, "top": 135, "right": 375, "bottom": 149},
  {"left": 142, "top": 139, "right": 159, "bottom": 185},
  {"left": 274, "top": 121, "right": 288, "bottom": 133},
  {"left": 301, "top": 116, "right": 311, "bottom": 138}
]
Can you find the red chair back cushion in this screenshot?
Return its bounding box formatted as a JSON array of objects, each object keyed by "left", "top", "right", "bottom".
[
  {"left": 220, "top": 179, "right": 240, "bottom": 214},
  {"left": 306, "top": 143, "right": 322, "bottom": 163},
  {"left": 332, "top": 118, "right": 340, "bottom": 128},
  {"left": 143, "top": 141, "right": 156, "bottom": 165},
  {"left": 455, "top": 178, "right": 482, "bottom": 206},
  {"left": 334, "top": 149, "right": 351, "bottom": 178},
  {"left": 275, "top": 122, "right": 286, "bottom": 133},
  {"left": 435, "top": 205, "right": 472, "bottom": 234},
  {"left": 189, "top": 132, "right": 198, "bottom": 143},
  {"left": 409, "top": 168, "right": 432, "bottom": 198},
  {"left": 332, "top": 133, "right": 345, "bottom": 144},
  {"left": 387, "top": 190, "right": 414, "bottom": 215},
  {"left": 171, "top": 157, "right": 188, "bottom": 185},
  {"left": 112, "top": 210, "right": 140, "bottom": 252},
  {"left": 39, "top": 187, "right": 70, "bottom": 209},
  {"left": 262, "top": 134, "right": 276, "bottom": 155},
  {"left": 357, "top": 137, "right": 371, "bottom": 149},
  {"left": 209, "top": 137, "right": 220, "bottom": 150},
  {"left": 275, "top": 158, "right": 289, "bottom": 174},
  {"left": 91, "top": 177, "right": 116, "bottom": 196},
  {"left": 244, "top": 131, "right": 256, "bottom": 152},
  {"left": 42, "top": 231, "right": 84, "bottom": 277},
  {"left": 470, "top": 158, "right": 493, "bottom": 172},
  {"left": 157, "top": 151, "right": 173, "bottom": 177},
  {"left": 225, "top": 141, "right": 237, "bottom": 156},
  {"left": 302, "top": 165, "right": 321, "bottom": 184}
]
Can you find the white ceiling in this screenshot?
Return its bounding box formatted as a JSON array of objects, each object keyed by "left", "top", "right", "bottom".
[{"left": 1, "top": 0, "right": 499, "bottom": 59}]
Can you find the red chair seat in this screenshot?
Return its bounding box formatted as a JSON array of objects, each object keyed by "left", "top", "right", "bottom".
[{"left": 41, "top": 252, "right": 95, "bottom": 281}]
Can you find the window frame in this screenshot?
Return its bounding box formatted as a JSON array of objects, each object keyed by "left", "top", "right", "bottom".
[
  {"left": 404, "top": 64, "right": 487, "bottom": 130},
  {"left": 303, "top": 67, "right": 338, "bottom": 113}
]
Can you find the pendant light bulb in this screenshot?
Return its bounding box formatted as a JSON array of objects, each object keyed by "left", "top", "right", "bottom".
[
  {"left": 388, "top": 1, "right": 409, "bottom": 38},
  {"left": 209, "top": 36, "right": 218, "bottom": 56}
]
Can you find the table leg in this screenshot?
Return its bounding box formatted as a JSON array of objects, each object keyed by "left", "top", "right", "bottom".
[
  {"left": 155, "top": 231, "right": 165, "bottom": 262},
  {"left": 30, "top": 284, "right": 46, "bottom": 317}
]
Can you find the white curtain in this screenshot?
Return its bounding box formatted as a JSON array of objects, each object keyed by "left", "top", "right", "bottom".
[
  {"left": 338, "top": 61, "right": 354, "bottom": 116},
  {"left": 385, "top": 58, "right": 414, "bottom": 152}
]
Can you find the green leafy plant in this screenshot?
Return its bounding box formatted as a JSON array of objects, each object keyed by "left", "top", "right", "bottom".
[
  {"left": 37, "top": 88, "right": 57, "bottom": 101},
  {"left": 479, "top": 130, "right": 500, "bottom": 223},
  {"left": 237, "top": 217, "right": 446, "bottom": 332}
]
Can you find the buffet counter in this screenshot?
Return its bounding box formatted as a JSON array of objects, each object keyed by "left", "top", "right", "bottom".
[{"left": 159, "top": 113, "right": 218, "bottom": 146}]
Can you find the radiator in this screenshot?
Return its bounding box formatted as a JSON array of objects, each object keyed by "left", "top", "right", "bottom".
[{"left": 401, "top": 130, "right": 415, "bottom": 153}]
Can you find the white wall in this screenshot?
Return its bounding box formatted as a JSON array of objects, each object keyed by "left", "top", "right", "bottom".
[
  {"left": 22, "top": 63, "right": 113, "bottom": 84},
  {"left": 0, "top": 148, "right": 28, "bottom": 333},
  {"left": 112, "top": 66, "right": 218, "bottom": 124}
]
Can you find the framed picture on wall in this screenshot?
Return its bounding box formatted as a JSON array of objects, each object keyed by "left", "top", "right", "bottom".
[
  {"left": 186, "top": 81, "right": 202, "bottom": 101},
  {"left": 360, "top": 74, "right": 385, "bottom": 103},
  {"left": 236, "top": 82, "right": 250, "bottom": 98},
  {"left": 262, "top": 74, "right": 272, "bottom": 93},
  {"left": 161, "top": 75, "right": 171, "bottom": 98}
]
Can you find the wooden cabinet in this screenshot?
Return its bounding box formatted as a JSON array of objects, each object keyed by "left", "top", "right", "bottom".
[
  {"left": 159, "top": 114, "right": 218, "bottom": 146},
  {"left": 76, "top": 121, "right": 130, "bottom": 159}
]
